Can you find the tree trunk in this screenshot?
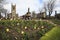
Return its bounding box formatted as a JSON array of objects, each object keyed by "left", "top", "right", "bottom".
[
  {"left": 0, "top": 12, "right": 1, "bottom": 19},
  {"left": 49, "top": 12, "right": 51, "bottom": 18},
  {"left": 5, "top": 13, "right": 7, "bottom": 19}
]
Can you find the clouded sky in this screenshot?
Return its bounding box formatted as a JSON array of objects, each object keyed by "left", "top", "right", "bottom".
[{"left": 4, "top": 0, "right": 60, "bottom": 16}]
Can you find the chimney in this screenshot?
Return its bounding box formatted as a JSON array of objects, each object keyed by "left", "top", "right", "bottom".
[{"left": 28, "top": 8, "right": 30, "bottom": 12}]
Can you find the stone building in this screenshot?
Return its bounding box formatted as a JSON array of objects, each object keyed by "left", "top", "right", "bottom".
[
  {"left": 37, "top": 12, "right": 46, "bottom": 19},
  {"left": 7, "top": 4, "right": 18, "bottom": 20},
  {"left": 55, "top": 11, "right": 60, "bottom": 19},
  {"left": 32, "top": 11, "right": 37, "bottom": 19},
  {"left": 21, "top": 8, "right": 31, "bottom": 20},
  {"left": 32, "top": 12, "right": 46, "bottom": 19}
]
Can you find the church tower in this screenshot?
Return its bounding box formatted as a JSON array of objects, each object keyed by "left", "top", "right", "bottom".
[
  {"left": 26, "top": 8, "right": 31, "bottom": 16},
  {"left": 11, "top": 3, "right": 16, "bottom": 20},
  {"left": 25, "top": 8, "right": 31, "bottom": 20},
  {"left": 28, "top": 8, "right": 30, "bottom": 12}
]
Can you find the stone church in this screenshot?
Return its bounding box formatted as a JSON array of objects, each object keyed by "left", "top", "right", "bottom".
[{"left": 7, "top": 4, "right": 18, "bottom": 20}]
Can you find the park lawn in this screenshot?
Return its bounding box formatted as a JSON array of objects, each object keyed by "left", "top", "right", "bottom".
[{"left": 40, "top": 27, "right": 60, "bottom": 40}]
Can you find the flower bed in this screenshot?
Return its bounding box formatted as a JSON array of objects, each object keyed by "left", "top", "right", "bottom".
[{"left": 0, "top": 20, "right": 55, "bottom": 40}]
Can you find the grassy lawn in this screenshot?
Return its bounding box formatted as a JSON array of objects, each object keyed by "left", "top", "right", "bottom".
[{"left": 40, "top": 27, "right": 60, "bottom": 40}]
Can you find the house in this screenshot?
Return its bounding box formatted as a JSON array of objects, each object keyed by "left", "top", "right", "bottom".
[{"left": 21, "top": 8, "right": 31, "bottom": 20}]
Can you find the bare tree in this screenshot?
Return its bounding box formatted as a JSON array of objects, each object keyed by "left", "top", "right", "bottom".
[
  {"left": 43, "top": 2, "right": 47, "bottom": 18},
  {"left": 43, "top": 0, "right": 56, "bottom": 18},
  {"left": 43, "top": 3, "right": 47, "bottom": 13},
  {"left": 0, "top": 0, "right": 7, "bottom": 19},
  {"left": 47, "top": 0, "right": 56, "bottom": 18}
]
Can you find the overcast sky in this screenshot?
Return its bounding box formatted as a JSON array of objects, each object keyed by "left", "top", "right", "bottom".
[{"left": 4, "top": 0, "right": 60, "bottom": 16}]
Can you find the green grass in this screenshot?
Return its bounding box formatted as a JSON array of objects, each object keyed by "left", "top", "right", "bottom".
[{"left": 40, "top": 27, "right": 60, "bottom": 40}]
